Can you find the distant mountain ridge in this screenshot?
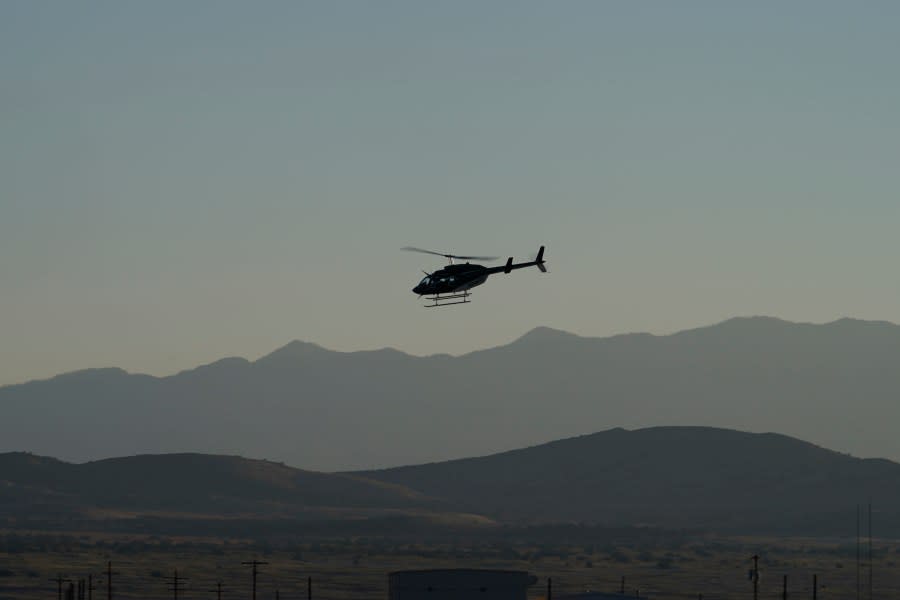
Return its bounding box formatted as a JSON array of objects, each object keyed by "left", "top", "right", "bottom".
[{"left": 3, "top": 316, "right": 900, "bottom": 470}]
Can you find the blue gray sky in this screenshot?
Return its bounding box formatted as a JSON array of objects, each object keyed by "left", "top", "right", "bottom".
[{"left": 2, "top": 2, "right": 899, "bottom": 385}]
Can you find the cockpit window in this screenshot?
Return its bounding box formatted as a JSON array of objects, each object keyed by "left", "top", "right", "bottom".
[{"left": 419, "top": 276, "right": 431, "bottom": 286}]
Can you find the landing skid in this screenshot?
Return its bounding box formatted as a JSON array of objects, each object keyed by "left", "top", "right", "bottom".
[{"left": 424, "top": 291, "right": 471, "bottom": 307}]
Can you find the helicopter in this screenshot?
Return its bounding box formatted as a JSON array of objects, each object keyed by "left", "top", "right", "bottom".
[{"left": 403, "top": 245, "right": 546, "bottom": 307}]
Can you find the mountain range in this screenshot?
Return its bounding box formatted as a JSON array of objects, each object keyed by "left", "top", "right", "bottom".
[{"left": 3, "top": 316, "right": 900, "bottom": 471}]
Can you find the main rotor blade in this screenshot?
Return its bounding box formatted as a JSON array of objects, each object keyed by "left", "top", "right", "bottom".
[
  {"left": 401, "top": 246, "right": 450, "bottom": 257},
  {"left": 452, "top": 254, "right": 500, "bottom": 261},
  {"left": 401, "top": 247, "right": 499, "bottom": 261}
]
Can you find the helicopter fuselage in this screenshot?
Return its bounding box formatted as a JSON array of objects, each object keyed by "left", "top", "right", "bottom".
[{"left": 412, "top": 263, "right": 490, "bottom": 296}]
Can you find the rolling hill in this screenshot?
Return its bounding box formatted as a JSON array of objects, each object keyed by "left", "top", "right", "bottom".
[
  {"left": 0, "top": 452, "right": 438, "bottom": 519},
  {"left": 4, "top": 427, "right": 900, "bottom": 536},
  {"left": 360, "top": 426, "right": 900, "bottom": 534}
]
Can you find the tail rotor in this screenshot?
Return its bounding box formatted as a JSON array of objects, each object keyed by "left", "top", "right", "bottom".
[{"left": 535, "top": 246, "right": 547, "bottom": 272}]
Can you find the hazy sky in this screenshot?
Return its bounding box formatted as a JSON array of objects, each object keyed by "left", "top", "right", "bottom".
[{"left": 2, "top": 2, "right": 899, "bottom": 385}]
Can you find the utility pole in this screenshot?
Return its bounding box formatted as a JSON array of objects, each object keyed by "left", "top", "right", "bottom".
[
  {"left": 242, "top": 560, "right": 269, "bottom": 600},
  {"left": 106, "top": 561, "right": 119, "bottom": 600},
  {"left": 812, "top": 574, "right": 817, "bottom": 600},
  {"left": 783, "top": 574, "right": 787, "bottom": 600},
  {"left": 857, "top": 504, "right": 861, "bottom": 600},
  {"left": 165, "top": 569, "right": 187, "bottom": 600},
  {"left": 307, "top": 576, "right": 311, "bottom": 600},
  {"left": 50, "top": 574, "right": 72, "bottom": 600},
  {"left": 208, "top": 581, "right": 224, "bottom": 600},
  {"left": 547, "top": 577, "right": 552, "bottom": 600},
  {"left": 751, "top": 555, "right": 759, "bottom": 600},
  {"left": 869, "top": 501, "right": 873, "bottom": 600}
]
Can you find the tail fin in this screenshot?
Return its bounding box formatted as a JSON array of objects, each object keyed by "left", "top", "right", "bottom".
[{"left": 536, "top": 246, "right": 546, "bottom": 272}]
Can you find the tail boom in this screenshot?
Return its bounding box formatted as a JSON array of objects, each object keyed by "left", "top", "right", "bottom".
[{"left": 486, "top": 246, "right": 547, "bottom": 275}]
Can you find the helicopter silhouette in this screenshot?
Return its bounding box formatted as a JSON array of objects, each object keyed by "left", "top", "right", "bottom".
[{"left": 403, "top": 245, "right": 546, "bottom": 307}]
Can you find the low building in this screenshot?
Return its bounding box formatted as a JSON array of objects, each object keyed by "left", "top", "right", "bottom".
[
  {"left": 388, "top": 569, "right": 536, "bottom": 600},
  {"left": 556, "top": 593, "right": 648, "bottom": 600}
]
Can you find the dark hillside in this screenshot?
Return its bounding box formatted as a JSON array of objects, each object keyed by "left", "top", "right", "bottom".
[
  {"left": 361, "top": 427, "right": 900, "bottom": 535},
  {"left": 6, "top": 426, "right": 900, "bottom": 536},
  {"left": 0, "top": 452, "right": 438, "bottom": 517}
]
